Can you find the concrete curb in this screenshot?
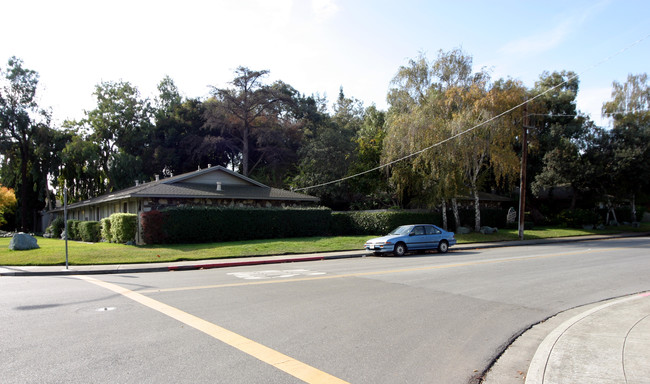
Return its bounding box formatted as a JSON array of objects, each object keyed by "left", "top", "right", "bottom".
[{"left": 1, "top": 232, "right": 647, "bottom": 277}]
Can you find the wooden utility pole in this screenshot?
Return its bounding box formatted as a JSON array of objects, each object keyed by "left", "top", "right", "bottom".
[{"left": 518, "top": 103, "right": 529, "bottom": 241}]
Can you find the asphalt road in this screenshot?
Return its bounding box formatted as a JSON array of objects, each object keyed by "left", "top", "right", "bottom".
[{"left": 2, "top": 236, "right": 649, "bottom": 384}]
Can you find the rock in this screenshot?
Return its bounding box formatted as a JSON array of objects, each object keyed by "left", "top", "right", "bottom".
[
  {"left": 480, "top": 226, "right": 498, "bottom": 234},
  {"left": 9, "top": 233, "right": 39, "bottom": 250},
  {"left": 457, "top": 226, "right": 472, "bottom": 234}
]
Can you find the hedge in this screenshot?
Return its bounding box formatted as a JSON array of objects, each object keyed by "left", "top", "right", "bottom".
[
  {"left": 141, "top": 207, "right": 332, "bottom": 244},
  {"left": 100, "top": 218, "right": 112, "bottom": 242},
  {"left": 66, "top": 219, "right": 81, "bottom": 240},
  {"left": 109, "top": 213, "right": 137, "bottom": 243},
  {"left": 79, "top": 221, "right": 101, "bottom": 242},
  {"left": 330, "top": 208, "right": 509, "bottom": 235}
]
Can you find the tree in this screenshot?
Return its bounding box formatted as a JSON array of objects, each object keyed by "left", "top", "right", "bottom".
[
  {"left": 0, "top": 56, "right": 52, "bottom": 230},
  {"left": 384, "top": 49, "right": 523, "bottom": 231},
  {"left": 204, "top": 67, "right": 294, "bottom": 177},
  {"left": 292, "top": 89, "right": 364, "bottom": 209},
  {"left": 71, "top": 80, "right": 153, "bottom": 191},
  {"left": 602, "top": 73, "right": 650, "bottom": 220},
  {"left": 0, "top": 184, "right": 17, "bottom": 227}
]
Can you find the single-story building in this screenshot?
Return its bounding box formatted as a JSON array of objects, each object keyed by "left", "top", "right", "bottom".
[{"left": 49, "top": 165, "right": 319, "bottom": 243}]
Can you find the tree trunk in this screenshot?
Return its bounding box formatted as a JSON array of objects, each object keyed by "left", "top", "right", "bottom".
[
  {"left": 631, "top": 194, "right": 636, "bottom": 222},
  {"left": 473, "top": 185, "right": 481, "bottom": 232},
  {"left": 451, "top": 198, "right": 461, "bottom": 231},
  {"left": 242, "top": 124, "right": 250, "bottom": 176},
  {"left": 441, "top": 200, "right": 448, "bottom": 231},
  {"left": 20, "top": 150, "right": 28, "bottom": 231}
]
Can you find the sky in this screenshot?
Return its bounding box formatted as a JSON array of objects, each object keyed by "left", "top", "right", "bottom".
[{"left": 2, "top": 0, "right": 649, "bottom": 128}]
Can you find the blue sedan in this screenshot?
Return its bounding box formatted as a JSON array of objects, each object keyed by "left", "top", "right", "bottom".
[{"left": 364, "top": 224, "right": 457, "bottom": 256}]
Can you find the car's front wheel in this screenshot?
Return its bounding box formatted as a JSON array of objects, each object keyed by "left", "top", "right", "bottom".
[
  {"left": 394, "top": 242, "right": 407, "bottom": 256},
  {"left": 438, "top": 240, "right": 449, "bottom": 253}
]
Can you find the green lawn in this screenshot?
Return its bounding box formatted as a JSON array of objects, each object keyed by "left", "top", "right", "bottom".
[{"left": 1, "top": 223, "right": 648, "bottom": 266}]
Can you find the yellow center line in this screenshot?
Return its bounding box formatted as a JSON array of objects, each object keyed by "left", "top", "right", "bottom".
[
  {"left": 139, "top": 247, "right": 622, "bottom": 294},
  {"left": 78, "top": 275, "right": 349, "bottom": 384}
]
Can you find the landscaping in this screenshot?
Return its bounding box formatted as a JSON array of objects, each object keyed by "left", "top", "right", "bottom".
[{"left": 1, "top": 223, "right": 648, "bottom": 266}]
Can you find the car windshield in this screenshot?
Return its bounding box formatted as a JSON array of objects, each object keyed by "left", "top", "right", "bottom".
[{"left": 388, "top": 226, "right": 412, "bottom": 235}]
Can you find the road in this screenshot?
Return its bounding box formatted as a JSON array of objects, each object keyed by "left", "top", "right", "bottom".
[{"left": 2, "top": 236, "right": 649, "bottom": 383}]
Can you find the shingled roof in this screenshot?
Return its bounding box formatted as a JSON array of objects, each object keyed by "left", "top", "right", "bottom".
[{"left": 54, "top": 166, "right": 318, "bottom": 211}]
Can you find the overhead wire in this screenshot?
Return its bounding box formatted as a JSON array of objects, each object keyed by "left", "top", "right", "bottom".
[{"left": 293, "top": 32, "right": 650, "bottom": 193}]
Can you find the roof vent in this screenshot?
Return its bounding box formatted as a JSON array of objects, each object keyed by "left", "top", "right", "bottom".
[
  {"left": 208, "top": 164, "right": 212, "bottom": 168},
  {"left": 135, "top": 180, "right": 140, "bottom": 186},
  {"left": 155, "top": 174, "right": 159, "bottom": 182},
  {"left": 216, "top": 181, "right": 222, "bottom": 191},
  {"left": 197, "top": 165, "right": 201, "bottom": 171}
]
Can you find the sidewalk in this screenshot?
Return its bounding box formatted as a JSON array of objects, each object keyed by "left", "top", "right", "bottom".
[
  {"left": 525, "top": 292, "right": 650, "bottom": 384},
  {"left": 0, "top": 232, "right": 647, "bottom": 276}
]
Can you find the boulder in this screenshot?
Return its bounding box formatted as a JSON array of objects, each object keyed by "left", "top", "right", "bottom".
[
  {"left": 9, "top": 233, "right": 39, "bottom": 250},
  {"left": 457, "top": 226, "right": 472, "bottom": 234},
  {"left": 480, "top": 226, "right": 498, "bottom": 234}
]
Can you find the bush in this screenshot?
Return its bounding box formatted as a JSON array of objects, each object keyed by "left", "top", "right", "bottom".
[
  {"left": 140, "top": 210, "right": 166, "bottom": 244},
  {"left": 66, "top": 219, "right": 81, "bottom": 240},
  {"left": 109, "top": 213, "right": 137, "bottom": 243},
  {"left": 49, "top": 217, "right": 65, "bottom": 239},
  {"left": 557, "top": 208, "right": 599, "bottom": 228},
  {"left": 142, "top": 207, "right": 332, "bottom": 244},
  {"left": 100, "top": 218, "right": 112, "bottom": 242},
  {"left": 79, "top": 221, "right": 101, "bottom": 242},
  {"left": 331, "top": 210, "right": 442, "bottom": 235}
]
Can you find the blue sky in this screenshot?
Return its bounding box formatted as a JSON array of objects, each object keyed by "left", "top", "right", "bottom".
[{"left": 2, "top": 0, "right": 649, "bottom": 127}]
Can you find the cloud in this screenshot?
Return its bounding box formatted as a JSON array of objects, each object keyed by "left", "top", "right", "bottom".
[
  {"left": 499, "top": 20, "right": 573, "bottom": 56},
  {"left": 312, "top": 0, "right": 339, "bottom": 21}
]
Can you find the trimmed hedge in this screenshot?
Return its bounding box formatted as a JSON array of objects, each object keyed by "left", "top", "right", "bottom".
[
  {"left": 100, "top": 218, "right": 112, "bottom": 242},
  {"left": 79, "top": 221, "right": 101, "bottom": 242},
  {"left": 558, "top": 208, "right": 599, "bottom": 228},
  {"left": 66, "top": 219, "right": 81, "bottom": 240},
  {"left": 109, "top": 213, "right": 137, "bottom": 243},
  {"left": 141, "top": 207, "right": 332, "bottom": 244},
  {"left": 330, "top": 211, "right": 443, "bottom": 235}
]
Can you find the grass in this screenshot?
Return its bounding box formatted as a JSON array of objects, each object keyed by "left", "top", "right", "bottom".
[{"left": 1, "top": 223, "right": 648, "bottom": 266}]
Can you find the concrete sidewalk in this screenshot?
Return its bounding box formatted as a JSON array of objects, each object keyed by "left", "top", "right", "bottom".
[
  {"left": 525, "top": 292, "right": 650, "bottom": 384},
  {"left": 0, "top": 232, "right": 647, "bottom": 276}
]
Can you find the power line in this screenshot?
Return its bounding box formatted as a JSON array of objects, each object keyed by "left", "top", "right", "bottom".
[{"left": 293, "top": 32, "right": 650, "bottom": 193}]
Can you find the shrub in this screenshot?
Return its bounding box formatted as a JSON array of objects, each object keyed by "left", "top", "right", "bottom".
[
  {"left": 558, "top": 208, "right": 599, "bottom": 228},
  {"left": 142, "top": 206, "right": 332, "bottom": 244},
  {"left": 109, "top": 213, "right": 137, "bottom": 243},
  {"left": 50, "top": 217, "right": 65, "bottom": 239},
  {"left": 100, "top": 218, "right": 112, "bottom": 242},
  {"left": 140, "top": 210, "right": 166, "bottom": 244},
  {"left": 331, "top": 210, "right": 442, "bottom": 235},
  {"left": 79, "top": 221, "right": 101, "bottom": 242},
  {"left": 66, "top": 219, "right": 81, "bottom": 240}
]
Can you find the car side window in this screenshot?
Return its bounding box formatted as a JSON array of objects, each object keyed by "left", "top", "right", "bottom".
[
  {"left": 413, "top": 226, "right": 425, "bottom": 236},
  {"left": 426, "top": 226, "right": 441, "bottom": 235}
]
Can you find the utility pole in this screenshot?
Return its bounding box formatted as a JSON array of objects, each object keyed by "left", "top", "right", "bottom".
[{"left": 518, "top": 103, "right": 529, "bottom": 241}]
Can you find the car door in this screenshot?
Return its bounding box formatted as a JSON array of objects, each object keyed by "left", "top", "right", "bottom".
[
  {"left": 425, "top": 225, "right": 442, "bottom": 250},
  {"left": 408, "top": 225, "right": 428, "bottom": 250}
]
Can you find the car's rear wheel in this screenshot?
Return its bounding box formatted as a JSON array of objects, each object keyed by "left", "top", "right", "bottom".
[
  {"left": 394, "top": 242, "right": 407, "bottom": 256},
  {"left": 438, "top": 240, "right": 449, "bottom": 253}
]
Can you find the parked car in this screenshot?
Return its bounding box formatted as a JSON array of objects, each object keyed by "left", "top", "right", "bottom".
[{"left": 364, "top": 224, "right": 456, "bottom": 256}]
